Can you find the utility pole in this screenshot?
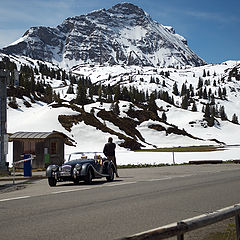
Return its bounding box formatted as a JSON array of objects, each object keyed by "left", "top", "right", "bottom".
[{"left": 0, "top": 70, "right": 9, "bottom": 174}]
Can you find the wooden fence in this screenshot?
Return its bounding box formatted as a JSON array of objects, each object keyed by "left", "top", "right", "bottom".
[{"left": 117, "top": 204, "right": 240, "bottom": 240}]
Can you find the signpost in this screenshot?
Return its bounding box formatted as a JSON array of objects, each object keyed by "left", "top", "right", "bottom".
[{"left": 0, "top": 70, "right": 9, "bottom": 174}]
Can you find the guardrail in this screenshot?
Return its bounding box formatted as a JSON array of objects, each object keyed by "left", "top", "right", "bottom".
[{"left": 117, "top": 204, "right": 240, "bottom": 240}]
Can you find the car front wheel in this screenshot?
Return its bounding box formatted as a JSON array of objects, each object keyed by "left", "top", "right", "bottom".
[
  {"left": 84, "top": 168, "right": 93, "bottom": 184},
  {"left": 48, "top": 177, "right": 57, "bottom": 187}
]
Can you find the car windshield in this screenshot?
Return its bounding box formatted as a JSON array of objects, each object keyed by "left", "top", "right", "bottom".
[
  {"left": 64, "top": 160, "right": 81, "bottom": 165},
  {"left": 67, "top": 152, "right": 103, "bottom": 162}
]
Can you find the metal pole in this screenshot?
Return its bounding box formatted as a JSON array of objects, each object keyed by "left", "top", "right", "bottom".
[
  {"left": 13, "top": 163, "right": 15, "bottom": 185},
  {"left": 172, "top": 152, "right": 176, "bottom": 165},
  {"left": 0, "top": 70, "right": 8, "bottom": 174}
]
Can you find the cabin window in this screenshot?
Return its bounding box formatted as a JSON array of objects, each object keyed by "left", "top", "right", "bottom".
[{"left": 50, "top": 141, "right": 57, "bottom": 155}]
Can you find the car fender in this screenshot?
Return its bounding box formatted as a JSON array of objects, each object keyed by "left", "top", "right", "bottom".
[
  {"left": 46, "top": 165, "right": 59, "bottom": 177},
  {"left": 104, "top": 160, "right": 116, "bottom": 174},
  {"left": 80, "top": 163, "right": 93, "bottom": 176}
]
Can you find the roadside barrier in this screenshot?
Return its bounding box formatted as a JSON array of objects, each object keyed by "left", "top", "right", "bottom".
[
  {"left": 117, "top": 204, "right": 240, "bottom": 240},
  {"left": 12, "top": 155, "right": 34, "bottom": 184}
]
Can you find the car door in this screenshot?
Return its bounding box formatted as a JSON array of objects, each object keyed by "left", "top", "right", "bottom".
[{"left": 93, "top": 158, "right": 104, "bottom": 174}]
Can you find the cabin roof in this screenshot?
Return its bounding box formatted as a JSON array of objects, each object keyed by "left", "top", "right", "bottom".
[
  {"left": 10, "top": 132, "right": 54, "bottom": 139},
  {"left": 9, "top": 131, "right": 75, "bottom": 146}
]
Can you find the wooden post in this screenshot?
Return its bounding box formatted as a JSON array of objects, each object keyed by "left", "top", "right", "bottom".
[
  {"left": 177, "top": 222, "right": 184, "bottom": 240},
  {"left": 235, "top": 214, "right": 240, "bottom": 240},
  {"left": 177, "top": 234, "right": 184, "bottom": 240}
]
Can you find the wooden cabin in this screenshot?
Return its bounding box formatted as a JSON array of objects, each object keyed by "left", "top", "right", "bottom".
[{"left": 10, "top": 131, "right": 73, "bottom": 169}]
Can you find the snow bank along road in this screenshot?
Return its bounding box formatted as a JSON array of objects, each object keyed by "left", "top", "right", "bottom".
[{"left": 1, "top": 164, "right": 240, "bottom": 240}]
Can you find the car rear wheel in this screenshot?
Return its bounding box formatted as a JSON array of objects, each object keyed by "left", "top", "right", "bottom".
[
  {"left": 106, "top": 166, "right": 114, "bottom": 182},
  {"left": 73, "top": 178, "right": 79, "bottom": 185},
  {"left": 48, "top": 177, "right": 57, "bottom": 187},
  {"left": 84, "top": 168, "right": 93, "bottom": 184}
]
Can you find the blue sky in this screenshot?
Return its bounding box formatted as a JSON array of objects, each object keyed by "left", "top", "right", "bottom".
[{"left": 0, "top": 0, "right": 239, "bottom": 64}]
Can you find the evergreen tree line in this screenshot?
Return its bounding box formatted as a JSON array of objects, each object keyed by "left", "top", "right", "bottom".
[
  {"left": 172, "top": 77, "right": 239, "bottom": 125},
  {"left": 0, "top": 57, "right": 72, "bottom": 104},
  {"left": 1, "top": 57, "right": 239, "bottom": 125}
]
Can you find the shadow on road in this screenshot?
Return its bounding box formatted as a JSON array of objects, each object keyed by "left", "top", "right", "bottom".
[{"left": 0, "top": 178, "right": 43, "bottom": 194}]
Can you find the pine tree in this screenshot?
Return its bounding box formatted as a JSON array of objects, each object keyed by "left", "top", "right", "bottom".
[
  {"left": 220, "top": 106, "right": 228, "bottom": 120},
  {"left": 213, "top": 79, "right": 217, "bottom": 87},
  {"left": 197, "top": 77, "right": 203, "bottom": 89},
  {"left": 192, "top": 102, "right": 197, "bottom": 112},
  {"left": 165, "top": 71, "right": 170, "bottom": 78},
  {"left": 45, "top": 84, "right": 53, "bottom": 103},
  {"left": 122, "top": 87, "right": 130, "bottom": 101},
  {"left": 98, "top": 85, "right": 102, "bottom": 102},
  {"left": 208, "top": 115, "right": 215, "bottom": 127},
  {"left": 110, "top": 102, "right": 115, "bottom": 112},
  {"left": 76, "top": 83, "right": 87, "bottom": 106},
  {"left": 173, "top": 82, "right": 179, "bottom": 96},
  {"left": 162, "top": 112, "right": 167, "bottom": 122},
  {"left": 204, "top": 104, "right": 211, "bottom": 118},
  {"left": 113, "top": 85, "right": 121, "bottom": 102},
  {"left": 210, "top": 94, "right": 215, "bottom": 105},
  {"left": 67, "top": 84, "right": 74, "bottom": 94},
  {"left": 90, "top": 108, "right": 95, "bottom": 115},
  {"left": 181, "top": 83, "right": 187, "bottom": 96},
  {"left": 232, "top": 114, "right": 239, "bottom": 124},
  {"left": 107, "top": 94, "right": 113, "bottom": 103},
  {"left": 218, "top": 87, "right": 222, "bottom": 99},
  {"left": 198, "top": 88, "right": 203, "bottom": 99},
  {"left": 222, "top": 87, "right": 227, "bottom": 97},
  {"left": 181, "top": 95, "right": 189, "bottom": 110},
  {"left": 203, "top": 87, "right": 208, "bottom": 99},
  {"left": 113, "top": 102, "right": 120, "bottom": 115},
  {"left": 150, "top": 76, "right": 155, "bottom": 83},
  {"left": 203, "top": 69, "right": 206, "bottom": 77},
  {"left": 148, "top": 94, "right": 158, "bottom": 115},
  {"left": 145, "top": 90, "right": 149, "bottom": 101}
]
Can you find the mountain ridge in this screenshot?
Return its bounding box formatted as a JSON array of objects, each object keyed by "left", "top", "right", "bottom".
[{"left": 1, "top": 2, "right": 206, "bottom": 69}]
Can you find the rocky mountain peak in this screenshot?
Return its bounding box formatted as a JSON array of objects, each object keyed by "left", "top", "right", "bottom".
[
  {"left": 110, "top": 2, "right": 147, "bottom": 17},
  {"left": 0, "top": 2, "right": 206, "bottom": 68}
]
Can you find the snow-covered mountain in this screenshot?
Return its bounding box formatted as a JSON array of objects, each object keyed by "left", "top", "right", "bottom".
[
  {"left": 1, "top": 51, "right": 240, "bottom": 165},
  {"left": 2, "top": 52, "right": 240, "bottom": 146},
  {"left": 1, "top": 2, "right": 240, "bottom": 166},
  {"left": 0, "top": 2, "right": 206, "bottom": 68}
]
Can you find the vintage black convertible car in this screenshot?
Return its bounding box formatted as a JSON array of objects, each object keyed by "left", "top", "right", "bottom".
[{"left": 46, "top": 152, "right": 116, "bottom": 186}]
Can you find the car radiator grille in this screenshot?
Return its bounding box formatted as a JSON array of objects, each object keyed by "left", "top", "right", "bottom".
[{"left": 62, "top": 165, "right": 72, "bottom": 172}]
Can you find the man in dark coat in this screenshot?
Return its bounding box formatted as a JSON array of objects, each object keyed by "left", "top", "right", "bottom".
[{"left": 103, "top": 137, "right": 119, "bottom": 177}]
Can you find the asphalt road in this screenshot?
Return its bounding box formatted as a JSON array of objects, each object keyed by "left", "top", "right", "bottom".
[{"left": 1, "top": 164, "right": 240, "bottom": 240}]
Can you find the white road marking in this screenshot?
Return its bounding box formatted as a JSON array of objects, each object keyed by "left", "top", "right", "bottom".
[
  {"left": 0, "top": 196, "right": 30, "bottom": 202},
  {"left": 51, "top": 187, "right": 91, "bottom": 194},
  {"left": 176, "top": 174, "right": 193, "bottom": 178},
  {"left": 144, "top": 177, "right": 173, "bottom": 182},
  {"left": 106, "top": 181, "right": 137, "bottom": 187}
]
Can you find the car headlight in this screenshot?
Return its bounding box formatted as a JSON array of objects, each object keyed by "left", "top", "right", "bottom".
[
  {"left": 52, "top": 165, "right": 58, "bottom": 171},
  {"left": 75, "top": 164, "right": 82, "bottom": 171}
]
